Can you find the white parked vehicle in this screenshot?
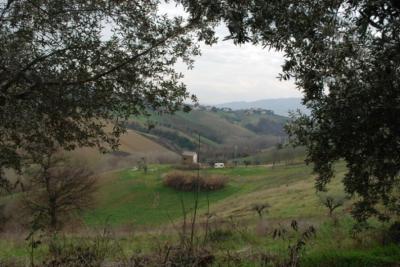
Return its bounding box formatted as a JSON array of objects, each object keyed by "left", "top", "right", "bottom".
[{"left": 214, "top": 163, "right": 225, "bottom": 168}]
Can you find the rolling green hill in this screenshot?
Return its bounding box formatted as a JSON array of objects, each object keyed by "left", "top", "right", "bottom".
[
  {"left": 127, "top": 107, "right": 288, "bottom": 162},
  {"left": 59, "top": 107, "right": 290, "bottom": 173}
]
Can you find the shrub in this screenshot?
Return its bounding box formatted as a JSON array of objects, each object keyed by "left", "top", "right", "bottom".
[
  {"left": 164, "top": 172, "right": 228, "bottom": 191},
  {"left": 44, "top": 227, "right": 119, "bottom": 267},
  {"left": 318, "top": 194, "right": 345, "bottom": 225}
]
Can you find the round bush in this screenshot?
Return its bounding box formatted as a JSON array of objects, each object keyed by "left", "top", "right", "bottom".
[{"left": 163, "top": 171, "right": 228, "bottom": 191}]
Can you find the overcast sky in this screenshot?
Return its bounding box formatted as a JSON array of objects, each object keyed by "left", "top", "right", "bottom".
[{"left": 162, "top": 3, "right": 303, "bottom": 105}]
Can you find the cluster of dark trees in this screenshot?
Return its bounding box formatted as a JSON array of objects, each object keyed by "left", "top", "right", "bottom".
[
  {"left": 1, "top": 0, "right": 399, "bottom": 233},
  {"left": 148, "top": 128, "right": 197, "bottom": 151},
  {"left": 128, "top": 121, "right": 197, "bottom": 151},
  {"left": 245, "top": 118, "right": 286, "bottom": 136}
]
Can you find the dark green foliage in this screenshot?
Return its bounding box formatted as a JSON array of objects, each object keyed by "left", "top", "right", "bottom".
[
  {"left": 0, "top": 0, "right": 202, "bottom": 188},
  {"left": 177, "top": 0, "right": 400, "bottom": 222},
  {"left": 245, "top": 118, "right": 285, "bottom": 136},
  {"left": 282, "top": 1, "right": 400, "bottom": 222},
  {"left": 387, "top": 221, "right": 400, "bottom": 244},
  {"left": 151, "top": 129, "right": 197, "bottom": 151},
  {"left": 128, "top": 121, "right": 197, "bottom": 150}
]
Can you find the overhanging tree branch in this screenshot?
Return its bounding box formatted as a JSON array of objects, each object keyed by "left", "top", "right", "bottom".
[{"left": 42, "top": 19, "right": 200, "bottom": 88}]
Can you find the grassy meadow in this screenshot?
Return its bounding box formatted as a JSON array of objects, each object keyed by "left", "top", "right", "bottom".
[
  {"left": 85, "top": 163, "right": 326, "bottom": 227},
  {"left": 1, "top": 162, "right": 399, "bottom": 266}
]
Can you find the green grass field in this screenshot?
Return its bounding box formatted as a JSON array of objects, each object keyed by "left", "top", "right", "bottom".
[
  {"left": 83, "top": 163, "right": 399, "bottom": 266},
  {"left": 84, "top": 163, "right": 324, "bottom": 226},
  {"left": 84, "top": 165, "right": 242, "bottom": 226},
  {"left": 1, "top": 162, "right": 399, "bottom": 266}
]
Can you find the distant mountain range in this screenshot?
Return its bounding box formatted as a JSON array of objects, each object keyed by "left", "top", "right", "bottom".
[{"left": 215, "top": 97, "right": 307, "bottom": 116}]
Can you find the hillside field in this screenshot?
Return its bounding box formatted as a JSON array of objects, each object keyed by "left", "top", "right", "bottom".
[
  {"left": 2, "top": 163, "right": 399, "bottom": 266},
  {"left": 85, "top": 163, "right": 332, "bottom": 226},
  {"left": 69, "top": 129, "right": 179, "bottom": 172},
  {"left": 127, "top": 109, "right": 288, "bottom": 161}
]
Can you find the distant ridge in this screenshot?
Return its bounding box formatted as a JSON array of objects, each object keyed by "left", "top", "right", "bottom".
[{"left": 215, "top": 97, "right": 307, "bottom": 116}]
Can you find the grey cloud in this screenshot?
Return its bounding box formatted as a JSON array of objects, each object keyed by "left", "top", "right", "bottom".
[{"left": 160, "top": 2, "right": 302, "bottom": 104}]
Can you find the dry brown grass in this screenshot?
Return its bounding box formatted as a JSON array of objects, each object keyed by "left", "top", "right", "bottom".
[
  {"left": 164, "top": 171, "right": 228, "bottom": 191},
  {"left": 68, "top": 129, "right": 179, "bottom": 172}
]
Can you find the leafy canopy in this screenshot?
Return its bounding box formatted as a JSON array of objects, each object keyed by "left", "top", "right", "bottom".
[
  {"left": 0, "top": 0, "right": 210, "bottom": 188},
  {"left": 177, "top": 0, "right": 400, "bottom": 222},
  {"left": 1, "top": 0, "right": 400, "bottom": 223}
]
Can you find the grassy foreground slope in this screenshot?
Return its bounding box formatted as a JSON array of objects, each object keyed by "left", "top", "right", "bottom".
[
  {"left": 84, "top": 163, "right": 345, "bottom": 227},
  {"left": 84, "top": 163, "right": 400, "bottom": 266},
  {"left": 2, "top": 163, "right": 400, "bottom": 266},
  {"left": 85, "top": 165, "right": 240, "bottom": 226}
]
